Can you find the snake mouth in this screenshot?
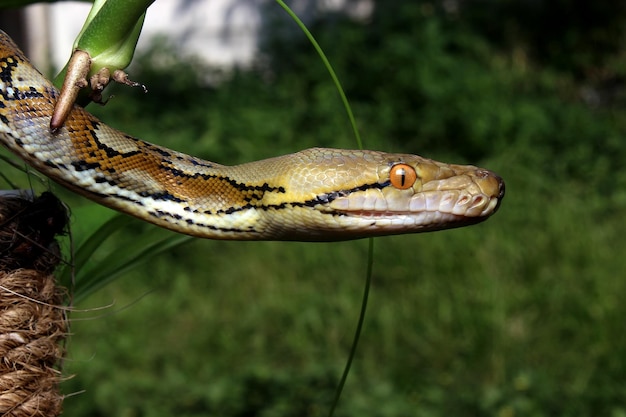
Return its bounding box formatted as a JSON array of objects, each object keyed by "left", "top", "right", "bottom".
[
  {"left": 343, "top": 198, "right": 500, "bottom": 220},
  {"left": 339, "top": 196, "right": 501, "bottom": 235},
  {"left": 332, "top": 191, "right": 500, "bottom": 218}
]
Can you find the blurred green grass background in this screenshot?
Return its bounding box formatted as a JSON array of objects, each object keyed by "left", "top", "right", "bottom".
[{"left": 4, "top": 1, "right": 626, "bottom": 415}]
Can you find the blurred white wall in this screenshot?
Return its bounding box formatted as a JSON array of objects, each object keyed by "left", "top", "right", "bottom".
[{"left": 22, "top": 0, "right": 373, "bottom": 72}]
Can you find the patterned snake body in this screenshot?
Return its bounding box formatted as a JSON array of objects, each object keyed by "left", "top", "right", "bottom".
[{"left": 0, "top": 31, "right": 504, "bottom": 241}]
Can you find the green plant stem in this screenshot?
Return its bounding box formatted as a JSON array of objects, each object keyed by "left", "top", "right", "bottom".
[
  {"left": 53, "top": 0, "right": 152, "bottom": 93},
  {"left": 272, "top": 1, "right": 375, "bottom": 414},
  {"left": 328, "top": 238, "right": 374, "bottom": 417},
  {"left": 73, "top": 0, "right": 151, "bottom": 55}
]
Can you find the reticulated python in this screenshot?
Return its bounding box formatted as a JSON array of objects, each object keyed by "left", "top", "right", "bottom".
[{"left": 0, "top": 31, "right": 504, "bottom": 241}]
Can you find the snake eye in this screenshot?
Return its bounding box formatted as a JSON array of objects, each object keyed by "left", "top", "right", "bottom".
[{"left": 389, "top": 163, "right": 417, "bottom": 190}]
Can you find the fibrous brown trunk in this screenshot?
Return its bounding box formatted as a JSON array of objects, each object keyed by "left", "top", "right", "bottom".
[{"left": 0, "top": 192, "right": 69, "bottom": 417}]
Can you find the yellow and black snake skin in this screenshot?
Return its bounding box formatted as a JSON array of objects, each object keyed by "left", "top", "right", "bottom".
[{"left": 0, "top": 31, "right": 504, "bottom": 241}]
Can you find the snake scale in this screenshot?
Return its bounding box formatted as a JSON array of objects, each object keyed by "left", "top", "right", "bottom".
[{"left": 0, "top": 30, "right": 504, "bottom": 241}]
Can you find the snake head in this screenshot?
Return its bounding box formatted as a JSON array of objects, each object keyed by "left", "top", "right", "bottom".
[{"left": 270, "top": 148, "right": 505, "bottom": 241}]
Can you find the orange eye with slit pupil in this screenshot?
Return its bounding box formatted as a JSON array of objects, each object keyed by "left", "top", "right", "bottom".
[{"left": 389, "top": 164, "right": 417, "bottom": 190}]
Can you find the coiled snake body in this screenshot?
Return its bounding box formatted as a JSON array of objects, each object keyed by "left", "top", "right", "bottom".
[{"left": 0, "top": 31, "right": 504, "bottom": 241}]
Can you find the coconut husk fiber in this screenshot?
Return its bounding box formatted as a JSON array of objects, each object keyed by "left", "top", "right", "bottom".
[{"left": 0, "top": 191, "right": 69, "bottom": 417}]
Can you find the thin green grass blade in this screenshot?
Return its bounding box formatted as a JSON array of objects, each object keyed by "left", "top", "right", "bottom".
[
  {"left": 59, "top": 212, "right": 134, "bottom": 289},
  {"left": 274, "top": 0, "right": 363, "bottom": 150},
  {"left": 72, "top": 230, "right": 191, "bottom": 303},
  {"left": 273, "top": 2, "right": 375, "bottom": 415},
  {"left": 0, "top": 167, "right": 18, "bottom": 188},
  {"left": 327, "top": 237, "right": 374, "bottom": 417},
  {"left": 57, "top": 203, "right": 194, "bottom": 302},
  {"left": 0, "top": 154, "right": 26, "bottom": 177}
]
